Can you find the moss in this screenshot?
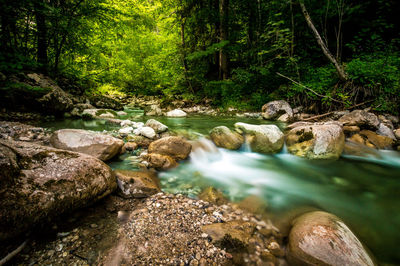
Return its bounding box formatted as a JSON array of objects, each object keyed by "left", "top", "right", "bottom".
[
  {"left": 298, "top": 131, "right": 314, "bottom": 143},
  {"left": 95, "top": 109, "right": 118, "bottom": 117}
]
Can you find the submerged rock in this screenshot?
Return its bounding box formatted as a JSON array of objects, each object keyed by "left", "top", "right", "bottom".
[
  {"left": 145, "top": 119, "right": 168, "bottom": 133},
  {"left": 148, "top": 136, "right": 192, "bottom": 160},
  {"left": 166, "top": 109, "right": 187, "bottom": 117},
  {"left": 50, "top": 129, "right": 124, "bottom": 161},
  {"left": 0, "top": 140, "right": 116, "bottom": 242},
  {"left": 234, "top": 122, "right": 284, "bottom": 154},
  {"left": 286, "top": 122, "right": 345, "bottom": 159},
  {"left": 115, "top": 169, "right": 160, "bottom": 198},
  {"left": 209, "top": 126, "right": 244, "bottom": 150},
  {"left": 339, "top": 110, "right": 379, "bottom": 129},
  {"left": 198, "top": 187, "right": 228, "bottom": 205},
  {"left": 287, "top": 211, "right": 375, "bottom": 266},
  {"left": 262, "top": 100, "right": 293, "bottom": 120}
]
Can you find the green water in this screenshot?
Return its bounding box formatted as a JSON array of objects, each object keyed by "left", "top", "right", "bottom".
[{"left": 41, "top": 110, "right": 400, "bottom": 264}]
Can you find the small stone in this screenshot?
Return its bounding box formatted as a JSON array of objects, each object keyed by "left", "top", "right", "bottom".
[
  {"left": 201, "top": 233, "right": 208, "bottom": 238},
  {"left": 90, "top": 223, "right": 98, "bottom": 228}
]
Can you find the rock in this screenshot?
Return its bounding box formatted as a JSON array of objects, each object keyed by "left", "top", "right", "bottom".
[
  {"left": 395, "top": 129, "right": 400, "bottom": 140},
  {"left": 277, "top": 113, "right": 291, "bottom": 123},
  {"left": 234, "top": 123, "right": 284, "bottom": 154},
  {"left": 142, "top": 153, "right": 178, "bottom": 170},
  {"left": 115, "top": 170, "right": 160, "bottom": 198},
  {"left": 339, "top": 110, "right": 379, "bottom": 129},
  {"left": 202, "top": 220, "right": 256, "bottom": 250},
  {"left": 343, "top": 126, "right": 360, "bottom": 136},
  {"left": 286, "top": 122, "right": 345, "bottom": 159},
  {"left": 145, "top": 119, "right": 168, "bottom": 133},
  {"left": 117, "top": 111, "right": 127, "bottom": 116},
  {"left": 377, "top": 123, "right": 396, "bottom": 140},
  {"left": 209, "top": 126, "right": 244, "bottom": 150},
  {"left": 99, "top": 113, "right": 115, "bottom": 118},
  {"left": 198, "top": 187, "right": 228, "bottom": 205},
  {"left": 287, "top": 211, "right": 375, "bottom": 266},
  {"left": 0, "top": 140, "right": 116, "bottom": 241},
  {"left": 38, "top": 86, "right": 74, "bottom": 114},
  {"left": 139, "top": 126, "right": 156, "bottom": 139},
  {"left": 148, "top": 136, "right": 192, "bottom": 160},
  {"left": 237, "top": 195, "right": 268, "bottom": 215},
  {"left": 124, "top": 142, "right": 138, "bottom": 151},
  {"left": 121, "top": 120, "right": 133, "bottom": 127},
  {"left": 359, "top": 130, "right": 394, "bottom": 149},
  {"left": 50, "top": 129, "right": 124, "bottom": 161},
  {"left": 145, "top": 104, "right": 162, "bottom": 116},
  {"left": 261, "top": 100, "right": 293, "bottom": 120},
  {"left": 166, "top": 109, "right": 187, "bottom": 118},
  {"left": 89, "top": 95, "right": 123, "bottom": 110},
  {"left": 119, "top": 127, "right": 134, "bottom": 136},
  {"left": 126, "top": 135, "right": 152, "bottom": 148}
]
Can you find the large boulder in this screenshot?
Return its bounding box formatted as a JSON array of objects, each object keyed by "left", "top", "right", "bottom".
[
  {"left": 261, "top": 100, "right": 293, "bottom": 121},
  {"left": 210, "top": 126, "right": 244, "bottom": 150},
  {"left": 88, "top": 95, "right": 123, "bottom": 110},
  {"left": 0, "top": 140, "right": 116, "bottom": 241},
  {"left": 287, "top": 211, "right": 375, "bottom": 266},
  {"left": 234, "top": 123, "right": 284, "bottom": 154},
  {"left": 166, "top": 109, "right": 187, "bottom": 118},
  {"left": 115, "top": 170, "right": 160, "bottom": 198},
  {"left": 148, "top": 136, "right": 192, "bottom": 160},
  {"left": 395, "top": 128, "right": 400, "bottom": 140},
  {"left": 338, "top": 110, "right": 379, "bottom": 129},
  {"left": 50, "top": 129, "right": 124, "bottom": 161},
  {"left": 286, "top": 122, "right": 345, "bottom": 159}
]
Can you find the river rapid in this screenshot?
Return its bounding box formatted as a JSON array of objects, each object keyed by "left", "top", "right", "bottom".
[{"left": 41, "top": 109, "right": 400, "bottom": 264}]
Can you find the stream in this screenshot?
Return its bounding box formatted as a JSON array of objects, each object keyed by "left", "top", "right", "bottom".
[{"left": 41, "top": 108, "right": 400, "bottom": 264}]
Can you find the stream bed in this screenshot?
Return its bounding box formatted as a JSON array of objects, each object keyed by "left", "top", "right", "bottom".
[{"left": 41, "top": 109, "right": 400, "bottom": 264}]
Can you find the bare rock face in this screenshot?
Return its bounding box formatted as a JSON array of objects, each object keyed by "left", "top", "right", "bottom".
[
  {"left": 261, "top": 100, "right": 293, "bottom": 120},
  {"left": 0, "top": 140, "right": 116, "bottom": 242},
  {"left": 286, "top": 122, "right": 345, "bottom": 159},
  {"left": 210, "top": 126, "right": 244, "bottom": 150},
  {"left": 50, "top": 129, "right": 124, "bottom": 161},
  {"left": 287, "top": 211, "right": 375, "bottom": 266},
  {"left": 148, "top": 136, "right": 192, "bottom": 160},
  {"left": 114, "top": 170, "right": 160, "bottom": 198},
  {"left": 338, "top": 110, "right": 379, "bottom": 129},
  {"left": 234, "top": 123, "right": 284, "bottom": 154}
]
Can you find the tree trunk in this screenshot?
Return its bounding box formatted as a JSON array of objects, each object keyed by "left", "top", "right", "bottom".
[
  {"left": 299, "top": 1, "right": 347, "bottom": 81},
  {"left": 34, "top": 1, "right": 48, "bottom": 73},
  {"left": 180, "top": 17, "right": 194, "bottom": 94},
  {"left": 219, "top": 0, "right": 229, "bottom": 80}
]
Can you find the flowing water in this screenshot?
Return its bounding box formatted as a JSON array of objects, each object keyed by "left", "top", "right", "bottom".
[{"left": 41, "top": 109, "right": 400, "bottom": 264}]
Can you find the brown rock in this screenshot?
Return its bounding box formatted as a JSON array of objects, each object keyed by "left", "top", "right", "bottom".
[
  {"left": 143, "top": 153, "right": 178, "bottom": 170},
  {"left": 209, "top": 126, "right": 244, "bottom": 150},
  {"left": 198, "top": 187, "right": 228, "bottom": 205},
  {"left": 237, "top": 195, "right": 267, "bottom": 215},
  {"left": 50, "top": 129, "right": 124, "bottom": 161},
  {"left": 0, "top": 140, "right": 116, "bottom": 241},
  {"left": 148, "top": 136, "right": 192, "bottom": 160},
  {"left": 202, "top": 220, "right": 256, "bottom": 251},
  {"left": 360, "top": 130, "right": 394, "bottom": 149},
  {"left": 115, "top": 169, "right": 160, "bottom": 198},
  {"left": 394, "top": 128, "right": 400, "bottom": 140},
  {"left": 262, "top": 100, "right": 293, "bottom": 120},
  {"left": 124, "top": 142, "right": 138, "bottom": 151},
  {"left": 287, "top": 211, "right": 375, "bottom": 266},
  {"left": 126, "top": 135, "right": 152, "bottom": 148},
  {"left": 343, "top": 125, "right": 360, "bottom": 136}
]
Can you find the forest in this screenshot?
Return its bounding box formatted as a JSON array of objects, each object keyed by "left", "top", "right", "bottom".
[{"left": 1, "top": 0, "right": 400, "bottom": 112}]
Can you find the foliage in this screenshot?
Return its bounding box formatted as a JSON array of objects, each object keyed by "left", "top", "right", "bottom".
[{"left": 1, "top": 0, "right": 399, "bottom": 113}]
